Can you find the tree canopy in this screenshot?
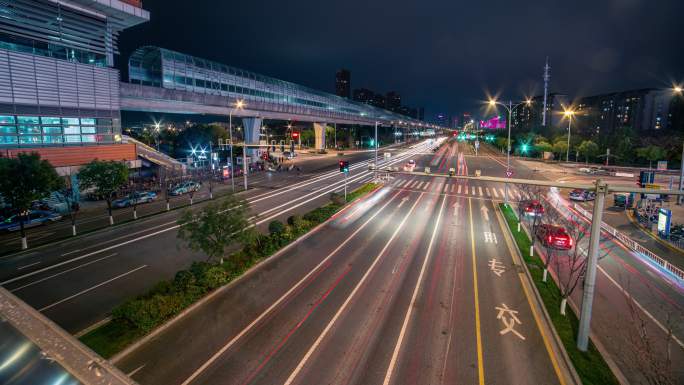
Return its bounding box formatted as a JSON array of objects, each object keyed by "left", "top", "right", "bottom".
[
  {"left": 0, "top": 153, "right": 63, "bottom": 214},
  {"left": 177, "top": 194, "right": 251, "bottom": 262},
  {"left": 578, "top": 140, "right": 599, "bottom": 163}
]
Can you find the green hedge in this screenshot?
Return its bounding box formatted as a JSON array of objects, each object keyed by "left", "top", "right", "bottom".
[
  {"left": 499, "top": 203, "right": 618, "bottom": 385},
  {"left": 81, "top": 183, "right": 378, "bottom": 358}
]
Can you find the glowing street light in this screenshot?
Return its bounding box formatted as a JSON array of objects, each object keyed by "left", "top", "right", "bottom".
[
  {"left": 563, "top": 108, "right": 576, "bottom": 162},
  {"left": 229, "top": 99, "right": 245, "bottom": 192},
  {"left": 486, "top": 96, "right": 533, "bottom": 203}
]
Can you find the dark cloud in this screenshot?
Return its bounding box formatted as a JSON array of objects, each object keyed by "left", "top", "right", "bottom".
[{"left": 118, "top": 0, "right": 684, "bottom": 120}]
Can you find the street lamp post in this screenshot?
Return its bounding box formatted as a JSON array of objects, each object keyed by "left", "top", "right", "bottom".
[
  {"left": 228, "top": 100, "right": 244, "bottom": 193},
  {"left": 674, "top": 86, "right": 684, "bottom": 204},
  {"left": 564, "top": 109, "right": 575, "bottom": 162},
  {"left": 488, "top": 98, "right": 532, "bottom": 204}
]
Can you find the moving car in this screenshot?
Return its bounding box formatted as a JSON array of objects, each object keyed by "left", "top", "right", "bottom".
[
  {"left": 169, "top": 181, "right": 201, "bottom": 196},
  {"left": 113, "top": 191, "right": 157, "bottom": 208},
  {"left": 0, "top": 210, "right": 62, "bottom": 232},
  {"left": 520, "top": 199, "right": 544, "bottom": 217},
  {"left": 403, "top": 159, "right": 416, "bottom": 171},
  {"left": 568, "top": 189, "right": 596, "bottom": 202},
  {"left": 536, "top": 224, "right": 573, "bottom": 250}
]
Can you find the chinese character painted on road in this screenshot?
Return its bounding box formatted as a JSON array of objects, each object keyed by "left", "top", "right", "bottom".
[
  {"left": 488, "top": 258, "right": 506, "bottom": 277},
  {"left": 495, "top": 303, "right": 525, "bottom": 340},
  {"left": 484, "top": 232, "right": 498, "bottom": 244}
]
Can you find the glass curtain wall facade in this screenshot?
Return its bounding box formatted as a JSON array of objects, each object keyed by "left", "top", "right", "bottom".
[
  {"left": 128, "top": 46, "right": 419, "bottom": 124},
  {"left": 0, "top": 0, "right": 148, "bottom": 148},
  {"left": 0, "top": 0, "right": 113, "bottom": 67}
]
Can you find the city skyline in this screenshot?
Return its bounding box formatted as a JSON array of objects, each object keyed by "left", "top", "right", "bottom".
[{"left": 118, "top": 0, "right": 683, "bottom": 118}]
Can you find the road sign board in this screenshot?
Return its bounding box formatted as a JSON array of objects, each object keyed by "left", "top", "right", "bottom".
[{"left": 506, "top": 169, "right": 513, "bottom": 178}]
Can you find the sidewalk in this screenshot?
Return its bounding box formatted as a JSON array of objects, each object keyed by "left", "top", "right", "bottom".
[{"left": 601, "top": 206, "right": 684, "bottom": 270}]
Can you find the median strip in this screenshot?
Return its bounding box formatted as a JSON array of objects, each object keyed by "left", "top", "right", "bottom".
[
  {"left": 79, "top": 183, "right": 380, "bottom": 359},
  {"left": 498, "top": 203, "right": 619, "bottom": 385}
]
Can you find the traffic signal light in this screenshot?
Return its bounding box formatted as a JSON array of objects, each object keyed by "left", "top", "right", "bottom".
[
  {"left": 339, "top": 160, "right": 349, "bottom": 173},
  {"left": 292, "top": 132, "right": 299, "bottom": 138}
]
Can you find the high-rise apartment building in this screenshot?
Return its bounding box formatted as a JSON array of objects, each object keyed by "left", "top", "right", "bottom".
[{"left": 335, "top": 69, "right": 350, "bottom": 98}]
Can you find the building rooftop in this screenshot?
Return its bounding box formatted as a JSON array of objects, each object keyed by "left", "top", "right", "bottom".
[{"left": 66, "top": 0, "right": 150, "bottom": 29}]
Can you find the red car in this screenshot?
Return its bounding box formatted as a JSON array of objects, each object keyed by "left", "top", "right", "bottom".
[
  {"left": 536, "top": 224, "right": 573, "bottom": 250},
  {"left": 521, "top": 199, "right": 544, "bottom": 217}
]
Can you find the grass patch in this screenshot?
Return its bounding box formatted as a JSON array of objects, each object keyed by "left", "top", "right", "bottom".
[
  {"left": 79, "top": 320, "right": 144, "bottom": 359},
  {"left": 80, "top": 183, "right": 379, "bottom": 358},
  {"left": 499, "top": 203, "right": 618, "bottom": 385}
]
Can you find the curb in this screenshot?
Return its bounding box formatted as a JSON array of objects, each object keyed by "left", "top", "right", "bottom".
[
  {"left": 0, "top": 187, "right": 252, "bottom": 261},
  {"left": 110, "top": 183, "right": 379, "bottom": 364},
  {"left": 512, "top": 206, "right": 629, "bottom": 385},
  {"left": 495, "top": 204, "right": 582, "bottom": 385}
]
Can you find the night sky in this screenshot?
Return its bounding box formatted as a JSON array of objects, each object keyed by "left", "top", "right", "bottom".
[{"left": 118, "top": 0, "right": 684, "bottom": 121}]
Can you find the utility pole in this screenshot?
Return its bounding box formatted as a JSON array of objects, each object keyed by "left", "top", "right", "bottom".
[
  {"left": 243, "top": 148, "right": 248, "bottom": 191},
  {"left": 577, "top": 179, "right": 607, "bottom": 351},
  {"left": 228, "top": 113, "right": 235, "bottom": 192},
  {"left": 374, "top": 121, "right": 378, "bottom": 180}
]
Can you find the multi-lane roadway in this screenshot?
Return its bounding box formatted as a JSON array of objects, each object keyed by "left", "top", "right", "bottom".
[
  {"left": 2, "top": 137, "right": 682, "bottom": 384},
  {"left": 114, "top": 140, "right": 570, "bottom": 385},
  {"left": 0, "top": 142, "right": 432, "bottom": 335}
]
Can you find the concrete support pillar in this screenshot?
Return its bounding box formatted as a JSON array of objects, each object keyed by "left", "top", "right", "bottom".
[
  {"left": 314, "top": 122, "right": 327, "bottom": 151},
  {"left": 243, "top": 117, "right": 263, "bottom": 158}
]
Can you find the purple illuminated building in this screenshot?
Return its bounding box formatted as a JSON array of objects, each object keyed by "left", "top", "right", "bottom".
[{"left": 479, "top": 115, "right": 506, "bottom": 129}]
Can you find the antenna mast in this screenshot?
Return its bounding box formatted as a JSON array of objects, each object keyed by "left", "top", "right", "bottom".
[{"left": 542, "top": 57, "right": 551, "bottom": 127}]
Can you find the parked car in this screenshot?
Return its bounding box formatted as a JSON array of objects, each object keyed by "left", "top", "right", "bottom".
[
  {"left": 536, "top": 224, "right": 573, "bottom": 250},
  {"left": 283, "top": 151, "right": 297, "bottom": 159},
  {"left": 0, "top": 210, "right": 62, "bottom": 232},
  {"left": 568, "top": 189, "right": 596, "bottom": 202},
  {"left": 520, "top": 199, "right": 544, "bottom": 217},
  {"left": 112, "top": 191, "right": 157, "bottom": 208},
  {"left": 169, "top": 181, "right": 201, "bottom": 196}
]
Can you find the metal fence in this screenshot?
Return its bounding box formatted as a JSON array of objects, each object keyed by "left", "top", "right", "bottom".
[{"left": 573, "top": 203, "right": 684, "bottom": 282}]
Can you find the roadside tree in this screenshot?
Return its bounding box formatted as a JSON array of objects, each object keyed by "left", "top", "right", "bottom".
[
  {"left": 78, "top": 160, "right": 129, "bottom": 225},
  {"left": 636, "top": 145, "right": 667, "bottom": 169},
  {"left": 0, "top": 153, "right": 63, "bottom": 249},
  {"left": 577, "top": 140, "right": 599, "bottom": 164},
  {"left": 177, "top": 194, "right": 251, "bottom": 264}
]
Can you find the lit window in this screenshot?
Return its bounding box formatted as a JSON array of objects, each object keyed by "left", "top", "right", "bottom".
[
  {"left": 0, "top": 126, "right": 16, "bottom": 134},
  {"left": 0, "top": 116, "right": 15, "bottom": 124},
  {"left": 18, "top": 116, "right": 40, "bottom": 125},
  {"left": 41, "top": 117, "right": 61, "bottom": 125}
]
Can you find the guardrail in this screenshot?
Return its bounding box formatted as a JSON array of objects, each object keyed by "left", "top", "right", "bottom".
[{"left": 572, "top": 203, "right": 684, "bottom": 282}]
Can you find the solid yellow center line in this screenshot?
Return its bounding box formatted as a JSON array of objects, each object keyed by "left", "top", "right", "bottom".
[{"left": 468, "top": 198, "right": 485, "bottom": 385}]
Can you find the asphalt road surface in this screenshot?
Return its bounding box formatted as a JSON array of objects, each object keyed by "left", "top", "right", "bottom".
[
  {"left": 114, "top": 140, "right": 568, "bottom": 385},
  {"left": 0, "top": 141, "right": 428, "bottom": 335}
]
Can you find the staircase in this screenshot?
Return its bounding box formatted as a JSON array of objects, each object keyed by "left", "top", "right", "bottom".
[{"left": 122, "top": 135, "right": 187, "bottom": 172}]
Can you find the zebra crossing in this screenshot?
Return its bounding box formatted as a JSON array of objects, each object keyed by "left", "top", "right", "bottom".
[{"left": 386, "top": 176, "right": 535, "bottom": 200}]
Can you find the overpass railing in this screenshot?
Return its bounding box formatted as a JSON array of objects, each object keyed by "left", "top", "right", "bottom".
[{"left": 120, "top": 83, "right": 418, "bottom": 126}]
